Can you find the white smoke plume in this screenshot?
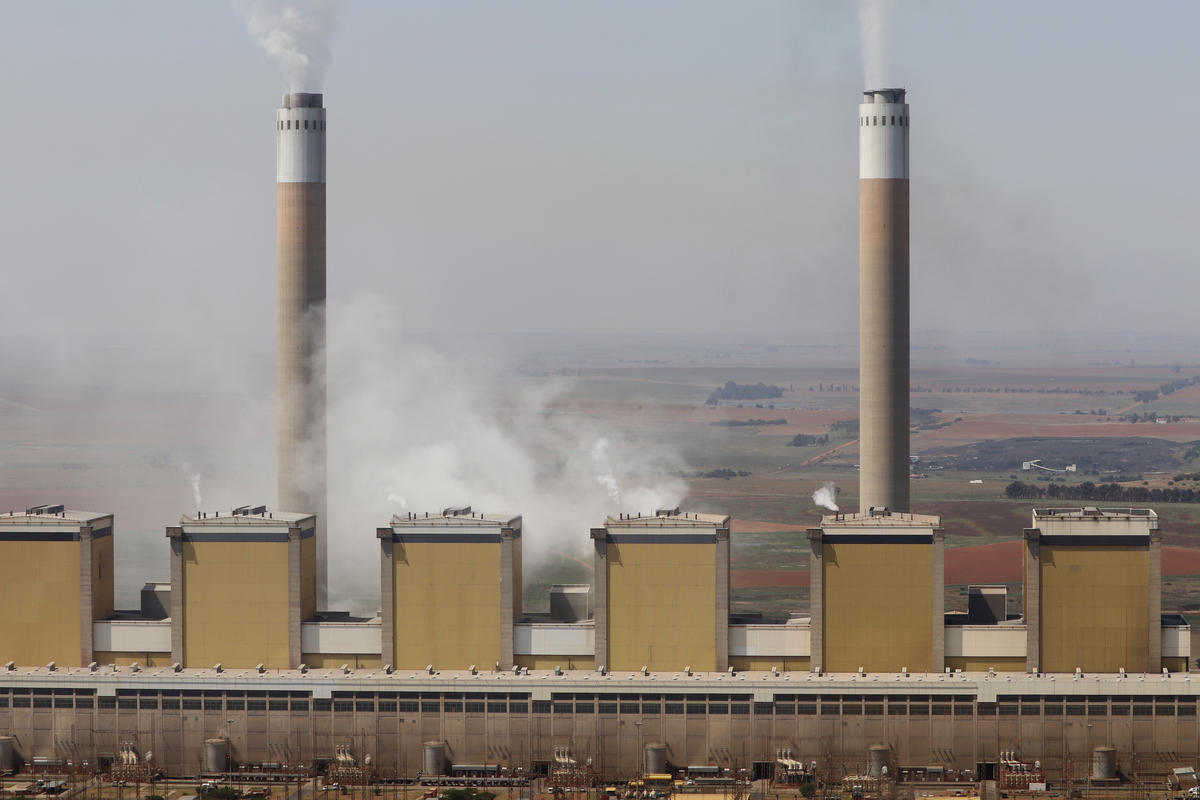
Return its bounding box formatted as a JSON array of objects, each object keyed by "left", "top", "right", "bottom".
[
  {"left": 190, "top": 473, "right": 202, "bottom": 511},
  {"left": 812, "top": 481, "right": 839, "bottom": 512},
  {"left": 315, "top": 294, "right": 687, "bottom": 613},
  {"left": 233, "top": 0, "right": 338, "bottom": 91},
  {"left": 857, "top": 0, "right": 894, "bottom": 89}
]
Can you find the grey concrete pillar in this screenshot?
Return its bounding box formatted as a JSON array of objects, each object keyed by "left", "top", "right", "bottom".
[
  {"left": 807, "top": 528, "right": 824, "bottom": 673},
  {"left": 1149, "top": 529, "right": 1162, "bottom": 671},
  {"left": 287, "top": 527, "right": 302, "bottom": 669},
  {"left": 591, "top": 528, "right": 609, "bottom": 671},
  {"left": 1023, "top": 528, "right": 1040, "bottom": 673},
  {"left": 716, "top": 527, "right": 730, "bottom": 672},
  {"left": 500, "top": 527, "right": 516, "bottom": 670},
  {"left": 78, "top": 526, "right": 94, "bottom": 667},
  {"left": 166, "top": 526, "right": 185, "bottom": 666},
  {"left": 932, "top": 527, "right": 945, "bottom": 673},
  {"left": 377, "top": 528, "right": 395, "bottom": 667}
]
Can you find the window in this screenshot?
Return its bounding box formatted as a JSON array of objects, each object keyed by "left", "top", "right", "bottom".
[
  {"left": 304, "top": 120, "right": 309, "bottom": 130},
  {"left": 642, "top": 703, "right": 660, "bottom": 715},
  {"left": 225, "top": 699, "right": 243, "bottom": 711},
  {"left": 754, "top": 702, "right": 773, "bottom": 716},
  {"left": 291, "top": 700, "right": 310, "bottom": 712},
  {"left": 665, "top": 702, "right": 684, "bottom": 715},
  {"left": 247, "top": 699, "right": 267, "bottom": 711},
  {"left": 204, "top": 699, "right": 221, "bottom": 711},
  {"left": 312, "top": 699, "right": 332, "bottom": 712},
  {"left": 487, "top": 702, "right": 506, "bottom": 713},
  {"left": 873, "top": 116, "right": 877, "bottom": 126},
  {"left": 890, "top": 116, "right": 895, "bottom": 125},
  {"left": 797, "top": 703, "right": 816, "bottom": 715},
  {"left": 575, "top": 702, "right": 593, "bottom": 714},
  {"left": 553, "top": 702, "right": 572, "bottom": 714},
  {"left": 709, "top": 703, "right": 728, "bottom": 715},
  {"left": 421, "top": 701, "right": 439, "bottom": 713},
  {"left": 686, "top": 703, "right": 706, "bottom": 716},
  {"left": 598, "top": 702, "right": 618, "bottom": 714},
  {"left": 465, "top": 702, "right": 485, "bottom": 714},
  {"left": 271, "top": 700, "right": 290, "bottom": 711},
  {"left": 355, "top": 700, "right": 374, "bottom": 712},
  {"left": 509, "top": 702, "right": 528, "bottom": 714},
  {"left": 287, "top": 120, "right": 291, "bottom": 130},
  {"left": 161, "top": 698, "right": 180, "bottom": 710},
  {"left": 76, "top": 697, "right": 93, "bottom": 709},
  {"left": 139, "top": 698, "right": 158, "bottom": 710},
  {"left": 620, "top": 703, "right": 639, "bottom": 715},
  {"left": 96, "top": 697, "right": 114, "bottom": 709},
  {"left": 398, "top": 701, "right": 418, "bottom": 713},
  {"left": 54, "top": 697, "right": 72, "bottom": 709},
  {"left": 532, "top": 700, "right": 551, "bottom": 714},
  {"left": 865, "top": 703, "right": 883, "bottom": 716}
]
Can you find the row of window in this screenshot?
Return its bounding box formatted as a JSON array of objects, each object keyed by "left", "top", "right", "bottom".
[
  {"left": 860, "top": 115, "right": 907, "bottom": 127},
  {"left": 4, "top": 695, "right": 1196, "bottom": 718},
  {"left": 278, "top": 119, "right": 326, "bottom": 131}
]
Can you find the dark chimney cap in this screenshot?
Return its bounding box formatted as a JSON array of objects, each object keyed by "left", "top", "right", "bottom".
[{"left": 282, "top": 92, "right": 324, "bottom": 109}]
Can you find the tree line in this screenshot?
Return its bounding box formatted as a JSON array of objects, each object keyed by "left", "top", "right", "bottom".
[{"left": 1006, "top": 480, "right": 1200, "bottom": 504}]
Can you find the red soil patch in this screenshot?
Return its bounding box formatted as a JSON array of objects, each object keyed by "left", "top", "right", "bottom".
[
  {"left": 1164, "top": 547, "right": 1200, "bottom": 576},
  {"left": 732, "top": 570, "right": 809, "bottom": 588},
  {"left": 945, "top": 540, "right": 1022, "bottom": 584}
]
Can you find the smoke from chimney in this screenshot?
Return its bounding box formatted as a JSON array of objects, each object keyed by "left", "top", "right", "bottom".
[
  {"left": 233, "top": 0, "right": 339, "bottom": 91},
  {"left": 857, "top": 0, "right": 894, "bottom": 89},
  {"left": 812, "top": 482, "right": 839, "bottom": 512}
]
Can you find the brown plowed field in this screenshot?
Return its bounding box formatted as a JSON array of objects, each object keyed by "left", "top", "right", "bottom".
[
  {"left": 914, "top": 414, "right": 1200, "bottom": 448},
  {"left": 733, "top": 519, "right": 809, "bottom": 533}
]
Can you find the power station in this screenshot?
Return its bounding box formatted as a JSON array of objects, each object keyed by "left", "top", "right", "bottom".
[{"left": 0, "top": 88, "right": 1195, "bottom": 788}]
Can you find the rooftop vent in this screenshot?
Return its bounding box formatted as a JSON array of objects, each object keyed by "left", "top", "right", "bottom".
[
  {"left": 442, "top": 506, "right": 472, "bottom": 517},
  {"left": 27, "top": 504, "right": 65, "bottom": 515},
  {"left": 655, "top": 507, "right": 681, "bottom": 517},
  {"left": 232, "top": 505, "right": 268, "bottom": 516}
]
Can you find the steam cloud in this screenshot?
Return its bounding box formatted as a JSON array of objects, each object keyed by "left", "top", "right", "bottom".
[
  {"left": 857, "top": 0, "right": 894, "bottom": 89},
  {"left": 233, "top": 0, "right": 338, "bottom": 91},
  {"left": 812, "top": 481, "right": 839, "bottom": 512},
  {"left": 315, "top": 294, "right": 687, "bottom": 613}
]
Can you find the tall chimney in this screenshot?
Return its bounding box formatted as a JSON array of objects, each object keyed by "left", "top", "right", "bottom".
[
  {"left": 858, "top": 88, "right": 909, "bottom": 513},
  {"left": 276, "top": 91, "right": 327, "bottom": 607}
]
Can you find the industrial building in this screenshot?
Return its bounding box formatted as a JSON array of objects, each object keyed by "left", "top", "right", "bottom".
[{"left": 0, "top": 84, "right": 1197, "bottom": 781}]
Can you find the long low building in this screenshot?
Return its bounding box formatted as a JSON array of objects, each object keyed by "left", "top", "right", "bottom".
[{"left": 2, "top": 664, "right": 1200, "bottom": 780}]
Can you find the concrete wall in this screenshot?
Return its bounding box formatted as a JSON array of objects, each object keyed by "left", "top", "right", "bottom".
[
  {"left": 822, "top": 541, "right": 933, "bottom": 672},
  {"left": 1040, "top": 544, "right": 1150, "bottom": 673},
  {"left": 0, "top": 540, "right": 84, "bottom": 667},
  {"left": 182, "top": 541, "right": 292, "bottom": 668},
  {"left": 391, "top": 541, "right": 504, "bottom": 670},
  {"left": 606, "top": 541, "right": 718, "bottom": 672}
]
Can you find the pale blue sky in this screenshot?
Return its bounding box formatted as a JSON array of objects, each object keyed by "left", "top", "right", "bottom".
[{"left": 2, "top": 2, "right": 1197, "bottom": 343}]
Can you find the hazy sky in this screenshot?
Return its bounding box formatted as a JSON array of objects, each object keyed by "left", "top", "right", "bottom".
[{"left": 2, "top": 1, "right": 1197, "bottom": 344}]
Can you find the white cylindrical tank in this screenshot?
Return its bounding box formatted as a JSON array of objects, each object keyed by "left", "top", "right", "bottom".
[
  {"left": 867, "top": 744, "right": 890, "bottom": 778},
  {"left": 0, "top": 736, "right": 14, "bottom": 772},
  {"left": 204, "top": 738, "right": 228, "bottom": 774},
  {"left": 644, "top": 743, "right": 667, "bottom": 775},
  {"left": 1091, "top": 746, "right": 1117, "bottom": 780},
  {"left": 422, "top": 742, "right": 445, "bottom": 776}
]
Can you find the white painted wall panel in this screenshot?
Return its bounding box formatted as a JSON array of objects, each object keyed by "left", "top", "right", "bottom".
[
  {"left": 513, "top": 623, "right": 594, "bottom": 656},
  {"left": 859, "top": 102, "right": 908, "bottom": 180},
  {"left": 93, "top": 621, "right": 171, "bottom": 653},
  {"left": 301, "top": 621, "right": 381, "bottom": 654},
  {"left": 728, "top": 624, "right": 810, "bottom": 657}
]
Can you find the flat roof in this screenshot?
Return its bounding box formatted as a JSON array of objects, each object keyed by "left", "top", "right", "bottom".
[
  {"left": 0, "top": 507, "right": 111, "bottom": 524},
  {"left": 391, "top": 511, "right": 521, "bottom": 527},
  {"left": 607, "top": 511, "right": 730, "bottom": 527},
  {"left": 0, "top": 664, "right": 1196, "bottom": 700},
  {"left": 181, "top": 508, "right": 313, "bottom": 525},
  {"left": 1033, "top": 507, "right": 1157, "bottom": 521},
  {"left": 821, "top": 510, "right": 941, "bottom": 527}
]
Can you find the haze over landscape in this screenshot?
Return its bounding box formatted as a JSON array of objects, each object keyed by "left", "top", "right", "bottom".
[{"left": 3, "top": 0, "right": 1200, "bottom": 620}]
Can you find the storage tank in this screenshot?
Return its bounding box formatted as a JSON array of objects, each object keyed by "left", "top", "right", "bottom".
[
  {"left": 0, "top": 736, "right": 13, "bottom": 773},
  {"left": 422, "top": 742, "right": 446, "bottom": 776},
  {"left": 867, "top": 744, "right": 890, "bottom": 778},
  {"left": 204, "top": 738, "right": 228, "bottom": 774},
  {"left": 644, "top": 743, "right": 667, "bottom": 775},
  {"left": 1091, "top": 746, "right": 1117, "bottom": 780}
]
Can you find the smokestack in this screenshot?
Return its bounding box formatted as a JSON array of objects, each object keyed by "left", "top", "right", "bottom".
[
  {"left": 277, "top": 91, "right": 327, "bottom": 607},
  {"left": 858, "top": 88, "right": 909, "bottom": 513}
]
